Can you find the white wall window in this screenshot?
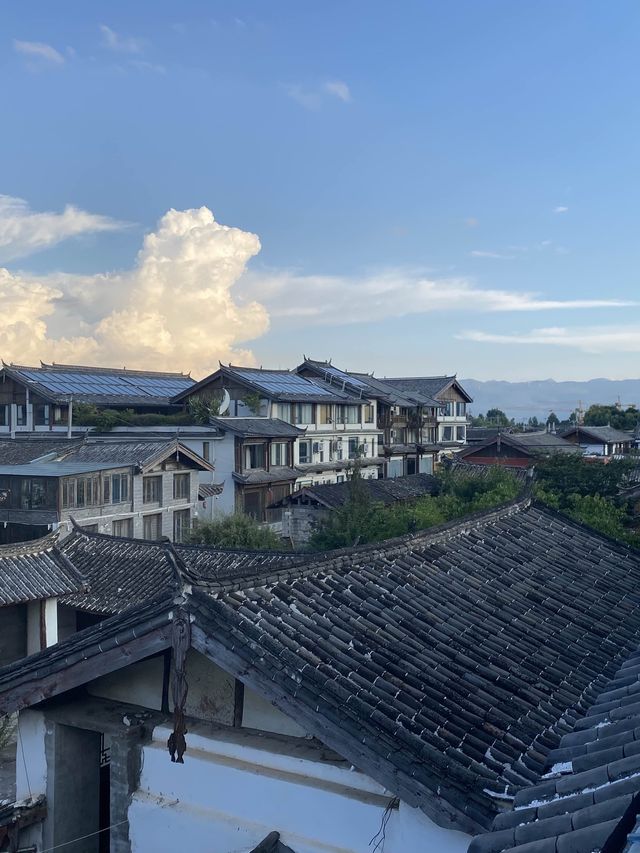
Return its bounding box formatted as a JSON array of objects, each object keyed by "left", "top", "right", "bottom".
[
  {"left": 274, "top": 402, "right": 291, "bottom": 421},
  {"left": 270, "top": 442, "right": 288, "bottom": 466},
  {"left": 293, "top": 403, "right": 313, "bottom": 424},
  {"left": 110, "top": 473, "right": 130, "bottom": 503},
  {"left": 318, "top": 404, "right": 332, "bottom": 424},
  {"left": 363, "top": 404, "right": 375, "bottom": 423},
  {"left": 456, "top": 426, "right": 466, "bottom": 441},
  {"left": 442, "top": 426, "right": 454, "bottom": 441},
  {"left": 456, "top": 402, "right": 466, "bottom": 417},
  {"left": 298, "top": 440, "right": 312, "bottom": 464},
  {"left": 173, "top": 509, "right": 191, "bottom": 543},
  {"left": 444, "top": 402, "right": 455, "bottom": 417}
]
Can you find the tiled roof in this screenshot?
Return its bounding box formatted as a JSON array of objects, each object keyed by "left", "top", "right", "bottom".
[
  {"left": 54, "top": 438, "right": 213, "bottom": 471},
  {"left": 459, "top": 432, "right": 582, "bottom": 459},
  {"left": 469, "top": 646, "right": 640, "bottom": 853},
  {"left": 198, "top": 482, "right": 224, "bottom": 499},
  {"left": 209, "top": 417, "right": 305, "bottom": 438},
  {"left": 232, "top": 466, "right": 300, "bottom": 485},
  {"left": 271, "top": 472, "right": 439, "bottom": 509},
  {"left": 0, "top": 438, "right": 83, "bottom": 465},
  {"left": 384, "top": 375, "right": 474, "bottom": 403},
  {"left": 58, "top": 527, "right": 306, "bottom": 614},
  {"left": 561, "top": 425, "right": 634, "bottom": 445},
  {"left": 188, "top": 500, "right": 640, "bottom": 832},
  {"left": 0, "top": 533, "right": 86, "bottom": 606},
  {"left": 5, "top": 501, "right": 640, "bottom": 837}
]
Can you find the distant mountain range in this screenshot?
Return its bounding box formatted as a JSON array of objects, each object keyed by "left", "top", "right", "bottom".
[{"left": 460, "top": 378, "right": 640, "bottom": 421}]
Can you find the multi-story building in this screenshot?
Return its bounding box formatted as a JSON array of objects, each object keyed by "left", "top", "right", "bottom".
[
  {"left": 297, "top": 359, "right": 441, "bottom": 477},
  {"left": 0, "top": 437, "right": 212, "bottom": 544},
  {"left": 383, "top": 375, "right": 473, "bottom": 448},
  {"left": 0, "top": 361, "right": 194, "bottom": 434},
  {"left": 173, "top": 365, "right": 385, "bottom": 488}
]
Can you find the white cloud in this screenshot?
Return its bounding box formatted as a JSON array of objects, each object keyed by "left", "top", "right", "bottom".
[
  {"left": 237, "top": 268, "right": 634, "bottom": 327},
  {"left": 0, "top": 207, "right": 269, "bottom": 376},
  {"left": 286, "top": 79, "right": 352, "bottom": 110},
  {"left": 100, "top": 24, "right": 145, "bottom": 54},
  {"left": 324, "top": 80, "right": 351, "bottom": 102},
  {"left": 13, "top": 40, "right": 65, "bottom": 66},
  {"left": 0, "top": 195, "right": 127, "bottom": 262},
  {"left": 470, "top": 250, "right": 514, "bottom": 260},
  {"left": 554, "top": 206, "right": 569, "bottom": 214},
  {"left": 459, "top": 326, "right": 640, "bottom": 353}
]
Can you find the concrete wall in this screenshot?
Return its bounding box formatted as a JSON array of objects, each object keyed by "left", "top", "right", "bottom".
[{"left": 129, "top": 722, "right": 471, "bottom": 853}]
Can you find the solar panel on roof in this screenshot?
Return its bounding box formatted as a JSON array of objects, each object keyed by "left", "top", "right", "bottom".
[
  {"left": 319, "top": 364, "right": 369, "bottom": 389},
  {"left": 14, "top": 368, "right": 193, "bottom": 400}
]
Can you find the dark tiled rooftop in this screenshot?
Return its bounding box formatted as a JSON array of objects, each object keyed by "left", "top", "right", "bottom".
[
  {"left": 209, "top": 417, "right": 305, "bottom": 438},
  {"left": 271, "top": 472, "right": 439, "bottom": 509},
  {"left": 0, "top": 533, "right": 86, "bottom": 606},
  {"left": 0, "top": 438, "right": 83, "bottom": 465}
]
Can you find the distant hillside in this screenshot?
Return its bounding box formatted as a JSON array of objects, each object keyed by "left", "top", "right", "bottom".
[{"left": 461, "top": 378, "right": 640, "bottom": 421}]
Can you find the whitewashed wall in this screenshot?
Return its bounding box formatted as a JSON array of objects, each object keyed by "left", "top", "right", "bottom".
[{"left": 129, "top": 722, "right": 471, "bottom": 853}]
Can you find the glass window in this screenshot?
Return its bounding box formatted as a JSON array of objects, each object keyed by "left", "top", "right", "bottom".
[
  {"left": 298, "top": 440, "right": 311, "bottom": 464},
  {"left": 270, "top": 442, "right": 288, "bottom": 466},
  {"left": 16, "top": 405, "right": 27, "bottom": 427},
  {"left": 318, "top": 404, "right": 332, "bottom": 424},
  {"left": 143, "top": 476, "right": 163, "bottom": 504},
  {"left": 245, "top": 444, "right": 266, "bottom": 470},
  {"left": 456, "top": 426, "right": 466, "bottom": 441},
  {"left": 456, "top": 402, "right": 466, "bottom": 417},
  {"left": 348, "top": 437, "right": 360, "bottom": 459},
  {"left": 363, "top": 404, "right": 374, "bottom": 423},
  {"left": 442, "top": 426, "right": 454, "bottom": 441},
  {"left": 0, "top": 406, "right": 7, "bottom": 426},
  {"left": 34, "top": 404, "right": 50, "bottom": 426},
  {"left": 202, "top": 441, "right": 210, "bottom": 462},
  {"left": 143, "top": 513, "right": 163, "bottom": 540},
  {"left": 111, "top": 473, "right": 130, "bottom": 504},
  {"left": 274, "top": 402, "right": 291, "bottom": 421},
  {"left": 173, "top": 509, "right": 191, "bottom": 543},
  {"left": 173, "top": 473, "right": 190, "bottom": 500},
  {"left": 444, "top": 402, "right": 455, "bottom": 417},
  {"left": 293, "top": 403, "right": 313, "bottom": 424},
  {"left": 112, "top": 517, "right": 133, "bottom": 537}
]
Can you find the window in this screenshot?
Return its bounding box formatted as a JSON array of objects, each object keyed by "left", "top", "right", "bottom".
[
  {"left": 245, "top": 444, "right": 266, "bottom": 470},
  {"left": 364, "top": 404, "right": 374, "bottom": 423},
  {"left": 270, "top": 442, "right": 288, "bottom": 467},
  {"left": 143, "top": 475, "right": 163, "bottom": 504},
  {"left": 110, "top": 473, "right": 130, "bottom": 504},
  {"left": 336, "top": 475, "right": 345, "bottom": 484},
  {"left": 61, "top": 476, "right": 100, "bottom": 509},
  {"left": 318, "top": 404, "right": 332, "bottom": 424},
  {"left": 202, "top": 441, "right": 210, "bottom": 462},
  {"left": 0, "top": 406, "right": 7, "bottom": 426},
  {"left": 348, "top": 437, "right": 360, "bottom": 459},
  {"left": 444, "top": 402, "right": 455, "bottom": 417},
  {"left": 298, "top": 440, "right": 311, "bottom": 464},
  {"left": 243, "top": 490, "right": 264, "bottom": 520},
  {"left": 173, "top": 509, "right": 191, "bottom": 543},
  {"left": 456, "top": 426, "right": 466, "bottom": 441},
  {"left": 442, "top": 426, "right": 454, "bottom": 441},
  {"left": 53, "top": 406, "right": 68, "bottom": 425},
  {"left": 143, "top": 513, "right": 162, "bottom": 540},
  {"left": 337, "top": 405, "right": 360, "bottom": 424},
  {"left": 456, "top": 402, "right": 466, "bottom": 417},
  {"left": 16, "top": 405, "right": 27, "bottom": 427},
  {"left": 293, "top": 403, "right": 313, "bottom": 424},
  {"left": 173, "top": 473, "right": 190, "bottom": 500},
  {"left": 274, "top": 402, "right": 291, "bottom": 421},
  {"left": 112, "top": 517, "right": 133, "bottom": 538},
  {"left": 34, "top": 404, "right": 50, "bottom": 426}
]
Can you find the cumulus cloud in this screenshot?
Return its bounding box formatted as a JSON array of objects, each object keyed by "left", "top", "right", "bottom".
[
  {"left": 100, "top": 24, "right": 145, "bottom": 54},
  {"left": 554, "top": 206, "right": 569, "bottom": 214},
  {"left": 0, "top": 195, "right": 127, "bottom": 262},
  {"left": 459, "top": 326, "right": 640, "bottom": 353},
  {"left": 237, "top": 268, "right": 634, "bottom": 327},
  {"left": 0, "top": 207, "right": 269, "bottom": 375},
  {"left": 13, "top": 40, "right": 65, "bottom": 66}
]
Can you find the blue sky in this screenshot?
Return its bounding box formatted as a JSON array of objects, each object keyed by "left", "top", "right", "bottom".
[{"left": 1, "top": 1, "right": 639, "bottom": 380}]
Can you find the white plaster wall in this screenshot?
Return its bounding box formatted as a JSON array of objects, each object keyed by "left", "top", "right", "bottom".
[
  {"left": 242, "top": 688, "right": 308, "bottom": 737},
  {"left": 129, "top": 724, "right": 471, "bottom": 853},
  {"left": 16, "top": 709, "right": 48, "bottom": 799},
  {"left": 88, "top": 655, "right": 166, "bottom": 711},
  {"left": 210, "top": 434, "right": 237, "bottom": 515}
]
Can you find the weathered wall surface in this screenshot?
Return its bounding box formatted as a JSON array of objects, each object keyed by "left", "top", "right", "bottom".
[
  {"left": 0, "top": 604, "right": 26, "bottom": 666},
  {"left": 129, "top": 723, "right": 471, "bottom": 853}
]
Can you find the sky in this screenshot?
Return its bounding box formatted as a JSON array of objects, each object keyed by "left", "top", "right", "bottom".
[{"left": 1, "top": 1, "right": 639, "bottom": 381}]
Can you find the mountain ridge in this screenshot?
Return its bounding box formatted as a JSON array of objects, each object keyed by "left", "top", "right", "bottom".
[{"left": 460, "top": 378, "right": 640, "bottom": 420}]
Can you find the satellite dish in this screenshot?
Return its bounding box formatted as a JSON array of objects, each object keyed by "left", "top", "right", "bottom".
[{"left": 219, "top": 389, "right": 231, "bottom": 416}]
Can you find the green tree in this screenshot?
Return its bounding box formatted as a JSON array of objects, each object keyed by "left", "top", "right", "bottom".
[
  {"left": 242, "top": 392, "right": 263, "bottom": 416},
  {"left": 546, "top": 412, "right": 560, "bottom": 429},
  {"left": 485, "top": 408, "right": 510, "bottom": 426},
  {"left": 527, "top": 416, "right": 540, "bottom": 429},
  {"left": 188, "top": 513, "right": 283, "bottom": 550},
  {"left": 188, "top": 393, "right": 223, "bottom": 425}
]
